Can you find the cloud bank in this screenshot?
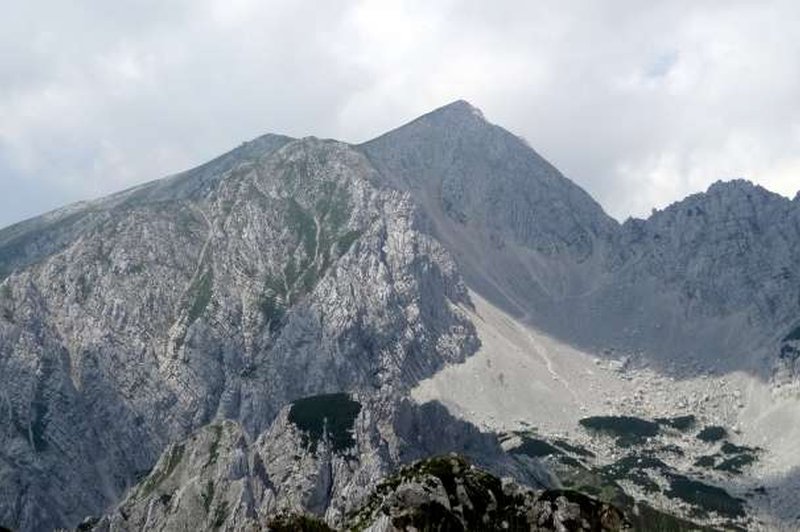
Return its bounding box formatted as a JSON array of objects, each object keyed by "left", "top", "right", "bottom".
[{"left": 1, "top": 0, "right": 798, "bottom": 226}]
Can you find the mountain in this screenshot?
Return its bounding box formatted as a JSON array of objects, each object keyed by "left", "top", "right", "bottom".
[
  {"left": 362, "top": 100, "right": 618, "bottom": 327},
  {"left": 0, "top": 134, "right": 479, "bottom": 530},
  {"left": 588, "top": 179, "right": 800, "bottom": 373},
  {"left": 362, "top": 102, "right": 800, "bottom": 376},
  {"left": 0, "top": 101, "right": 799, "bottom": 531}
]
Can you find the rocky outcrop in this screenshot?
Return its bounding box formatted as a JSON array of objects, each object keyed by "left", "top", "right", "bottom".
[
  {"left": 91, "top": 395, "right": 550, "bottom": 531},
  {"left": 596, "top": 180, "right": 800, "bottom": 372},
  {"left": 339, "top": 455, "right": 626, "bottom": 531},
  {"left": 772, "top": 323, "right": 800, "bottom": 388}
]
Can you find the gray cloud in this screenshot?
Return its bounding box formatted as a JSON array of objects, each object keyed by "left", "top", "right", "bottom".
[{"left": 1, "top": 0, "right": 798, "bottom": 227}]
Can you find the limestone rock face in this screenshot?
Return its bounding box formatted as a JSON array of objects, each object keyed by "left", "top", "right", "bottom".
[
  {"left": 0, "top": 135, "right": 476, "bottom": 531},
  {"left": 362, "top": 101, "right": 617, "bottom": 258},
  {"left": 773, "top": 325, "right": 800, "bottom": 388},
  {"left": 361, "top": 101, "right": 619, "bottom": 329},
  {"left": 596, "top": 180, "right": 800, "bottom": 371},
  {"left": 92, "top": 396, "right": 550, "bottom": 532}
]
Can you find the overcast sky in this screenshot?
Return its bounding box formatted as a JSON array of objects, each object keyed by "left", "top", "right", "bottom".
[{"left": 2, "top": 1, "right": 799, "bottom": 227}]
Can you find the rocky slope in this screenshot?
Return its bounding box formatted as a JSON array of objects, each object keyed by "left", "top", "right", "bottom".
[
  {"left": 590, "top": 180, "right": 800, "bottom": 373},
  {"left": 0, "top": 134, "right": 479, "bottom": 531},
  {"left": 361, "top": 101, "right": 619, "bottom": 332},
  {"left": 348, "top": 455, "right": 626, "bottom": 531},
  {"left": 92, "top": 435, "right": 620, "bottom": 532},
  {"left": 89, "top": 395, "right": 551, "bottom": 531}
]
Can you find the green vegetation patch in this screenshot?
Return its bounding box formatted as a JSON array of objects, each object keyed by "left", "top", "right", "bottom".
[
  {"left": 286, "top": 198, "right": 317, "bottom": 258},
  {"left": 31, "top": 400, "right": 49, "bottom": 452},
  {"left": 266, "top": 513, "right": 335, "bottom": 532},
  {"left": 783, "top": 325, "right": 800, "bottom": 342},
  {"left": 696, "top": 426, "right": 727, "bottom": 442},
  {"left": 659, "top": 444, "right": 685, "bottom": 456},
  {"left": 509, "top": 436, "right": 563, "bottom": 458},
  {"left": 601, "top": 453, "right": 668, "bottom": 495},
  {"left": 665, "top": 475, "right": 745, "bottom": 518},
  {"left": 288, "top": 393, "right": 362, "bottom": 453},
  {"left": 708, "top": 441, "right": 760, "bottom": 474},
  {"left": 553, "top": 438, "right": 596, "bottom": 457},
  {"left": 0, "top": 284, "right": 12, "bottom": 322},
  {"left": 552, "top": 454, "right": 711, "bottom": 531},
  {"left": 212, "top": 500, "right": 228, "bottom": 530},
  {"left": 316, "top": 182, "right": 351, "bottom": 229},
  {"left": 720, "top": 442, "right": 757, "bottom": 455},
  {"left": 580, "top": 415, "right": 660, "bottom": 446},
  {"left": 715, "top": 454, "right": 756, "bottom": 474},
  {"left": 187, "top": 269, "right": 213, "bottom": 323},
  {"left": 202, "top": 480, "right": 215, "bottom": 513},
  {"left": 694, "top": 455, "right": 717, "bottom": 468},
  {"left": 260, "top": 188, "right": 361, "bottom": 334},
  {"left": 139, "top": 443, "right": 185, "bottom": 498},
  {"left": 336, "top": 230, "right": 362, "bottom": 255},
  {"left": 549, "top": 457, "right": 632, "bottom": 511},
  {"left": 260, "top": 271, "right": 287, "bottom": 332},
  {"left": 205, "top": 424, "right": 223, "bottom": 469},
  {"left": 629, "top": 501, "right": 718, "bottom": 532},
  {"left": 655, "top": 415, "right": 696, "bottom": 431}
]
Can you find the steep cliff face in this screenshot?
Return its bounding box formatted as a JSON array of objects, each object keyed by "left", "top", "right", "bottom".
[
  {"left": 361, "top": 101, "right": 617, "bottom": 257},
  {"left": 0, "top": 134, "right": 294, "bottom": 281},
  {"left": 0, "top": 136, "right": 477, "bottom": 531}
]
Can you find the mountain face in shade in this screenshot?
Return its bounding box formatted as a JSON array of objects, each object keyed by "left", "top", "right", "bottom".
[
  {"left": 362, "top": 100, "right": 617, "bottom": 257},
  {"left": 361, "top": 101, "right": 619, "bottom": 327},
  {"left": 0, "top": 101, "right": 798, "bottom": 531},
  {"left": 362, "top": 102, "right": 800, "bottom": 376},
  {"left": 606, "top": 180, "right": 800, "bottom": 372}
]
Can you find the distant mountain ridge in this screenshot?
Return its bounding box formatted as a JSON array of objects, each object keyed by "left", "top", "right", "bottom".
[{"left": 361, "top": 101, "right": 800, "bottom": 376}]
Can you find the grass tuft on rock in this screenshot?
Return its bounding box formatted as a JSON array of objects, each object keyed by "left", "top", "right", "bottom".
[
  {"left": 288, "top": 393, "right": 361, "bottom": 453},
  {"left": 696, "top": 426, "right": 727, "bottom": 442},
  {"left": 580, "top": 415, "right": 659, "bottom": 446}
]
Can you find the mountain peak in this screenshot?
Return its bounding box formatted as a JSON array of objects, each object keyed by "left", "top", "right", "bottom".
[
  {"left": 704, "top": 178, "right": 792, "bottom": 207},
  {"left": 422, "top": 99, "right": 487, "bottom": 123},
  {"left": 436, "top": 99, "right": 485, "bottom": 116},
  {"left": 706, "top": 178, "right": 760, "bottom": 195}
]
